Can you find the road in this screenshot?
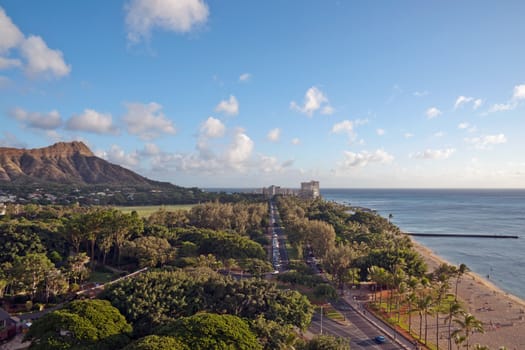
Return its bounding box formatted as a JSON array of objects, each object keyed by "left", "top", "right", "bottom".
[
  {"left": 269, "top": 200, "right": 416, "bottom": 349},
  {"left": 269, "top": 200, "right": 289, "bottom": 271},
  {"left": 309, "top": 309, "right": 399, "bottom": 350}
]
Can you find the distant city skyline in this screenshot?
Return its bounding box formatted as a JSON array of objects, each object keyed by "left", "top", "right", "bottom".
[{"left": 1, "top": 1, "right": 525, "bottom": 188}]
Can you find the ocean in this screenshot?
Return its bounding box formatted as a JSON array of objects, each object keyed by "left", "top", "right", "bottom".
[{"left": 321, "top": 189, "right": 525, "bottom": 300}]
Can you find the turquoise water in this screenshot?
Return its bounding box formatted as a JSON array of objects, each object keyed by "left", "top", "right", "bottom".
[{"left": 322, "top": 189, "right": 525, "bottom": 300}]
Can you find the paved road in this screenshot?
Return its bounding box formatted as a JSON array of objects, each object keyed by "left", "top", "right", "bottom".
[
  {"left": 269, "top": 200, "right": 416, "bottom": 350},
  {"left": 309, "top": 310, "right": 399, "bottom": 350}
]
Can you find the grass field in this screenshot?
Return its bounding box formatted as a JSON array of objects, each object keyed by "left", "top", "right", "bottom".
[{"left": 116, "top": 204, "right": 195, "bottom": 217}]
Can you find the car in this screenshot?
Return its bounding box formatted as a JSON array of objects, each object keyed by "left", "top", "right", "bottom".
[{"left": 374, "top": 335, "right": 386, "bottom": 344}]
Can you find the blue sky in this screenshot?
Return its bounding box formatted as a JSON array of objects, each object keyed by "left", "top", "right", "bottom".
[{"left": 1, "top": 1, "right": 525, "bottom": 188}]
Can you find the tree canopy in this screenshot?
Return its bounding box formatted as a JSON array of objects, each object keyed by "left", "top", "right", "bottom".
[
  {"left": 156, "top": 313, "right": 262, "bottom": 350},
  {"left": 24, "top": 299, "right": 132, "bottom": 350}
]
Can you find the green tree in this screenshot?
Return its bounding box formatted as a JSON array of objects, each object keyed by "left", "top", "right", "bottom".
[
  {"left": 156, "top": 313, "right": 262, "bottom": 350},
  {"left": 452, "top": 313, "right": 484, "bottom": 350},
  {"left": 299, "top": 334, "right": 350, "bottom": 350},
  {"left": 44, "top": 268, "right": 68, "bottom": 302},
  {"left": 445, "top": 301, "right": 464, "bottom": 350},
  {"left": 307, "top": 220, "right": 336, "bottom": 259},
  {"left": 24, "top": 299, "right": 132, "bottom": 350},
  {"left": 122, "top": 236, "right": 175, "bottom": 268},
  {"left": 250, "top": 315, "right": 298, "bottom": 350},
  {"left": 65, "top": 252, "right": 90, "bottom": 284},
  {"left": 11, "top": 253, "right": 54, "bottom": 300},
  {"left": 123, "top": 335, "right": 188, "bottom": 350},
  {"left": 107, "top": 209, "right": 144, "bottom": 266},
  {"left": 454, "top": 263, "right": 469, "bottom": 301}
]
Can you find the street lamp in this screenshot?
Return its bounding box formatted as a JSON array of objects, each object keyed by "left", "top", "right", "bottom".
[{"left": 320, "top": 305, "right": 323, "bottom": 334}]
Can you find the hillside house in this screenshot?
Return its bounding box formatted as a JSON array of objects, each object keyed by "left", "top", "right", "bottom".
[{"left": 0, "top": 307, "right": 18, "bottom": 341}]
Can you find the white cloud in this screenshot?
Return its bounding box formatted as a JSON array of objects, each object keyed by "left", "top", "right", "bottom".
[
  {"left": 411, "top": 148, "right": 455, "bottom": 160},
  {"left": 258, "top": 155, "right": 292, "bottom": 173},
  {"left": 331, "top": 120, "right": 354, "bottom": 135},
  {"left": 487, "top": 83, "right": 525, "bottom": 113},
  {"left": 340, "top": 149, "right": 394, "bottom": 168},
  {"left": 0, "top": 7, "right": 24, "bottom": 53},
  {"left": 434, "top": 131, "right": 445, "bottom": 137},
  {"left": 291, "top": 138, "right": 300, "bottom": 145},
  {"left": 267, "top": 128, "right": 280, "bottom": 142},
  {"left": 0, "top": 7, "right": 70, "bottom": 79},
  {"left": 413, "top": 90, "right": 429, "bottom": 97},
  {"left": 458, "top": 122, "right": 477, "bottom": 133},
  {"left": 123, "top": 102, "right": 176, "bottom": 140},
  {"left": 0, "top": 56, "right": 21, "bottom": 69},
  {"left": 376, "top": 128, "right": 385, "bottom": 136},
  {"left": 140, "top": 143, "right": 161, "bottom": 156},
  {"left": 125, "top": 0, "right": 209, "bottom": 43},
  {"left": 321, "top": 105, "right": 335, "bottom": 115},
  {"left": 239, "top": 73, "right": 251, "bottom": 82},
  {"left": 512, "top": 84, "right": 525, "bottom": 100},
  {"left": 488, "top": 103, "right": 514, "bottom": 113},
  {"left": 20, "top": 35, "right": 71, "bottom": 78},
  {"left": 426, "top": 107, "right": 441, "bottom": 119},
  {"left": 454, "top": 96, "right": 473, "bottom": 109},
  {"left": 200, "top": 116, "right": 225, "bottom": 138},
  {"left": 9, "top": 107, "right": 62, "bottom": 130},
  {"left": 215, "top": 95, "right": 239, "bottom": 116},
  {"left": 404, "top": 132, "right": 414, "bottom": 139},
  {"left": 226, "top": 129, "right": 254, "bottom": 170},
  {"left": 354, "top": 118, "right": 369, "bottom": 126},
  {"left": 473, "top": 99, "right": 483, "bottom": 110},
  {"left": 290, "top": 86, "right": 333, "bottom": 117},
  {"left": 454, "top": 96, "right": 483, "bottom": 110},
  {"left": 103, "top": 145, "right": 140, "bottom": 169},
  {"left": 66, "top": 109, "right": 117, "bottom": 134},
  {"left": 149, "top": 127, "right": 258, "bottom": 175},
  {"left": 0, "top": 131, "right": 26, "bottom": 148},
  {"left": 465, "top": 134, "right": 507, "bottom": 149}
]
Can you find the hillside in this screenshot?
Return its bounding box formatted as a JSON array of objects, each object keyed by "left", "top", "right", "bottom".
[{"left": 0, "top": 141, "right": 163, "bottom": 187}]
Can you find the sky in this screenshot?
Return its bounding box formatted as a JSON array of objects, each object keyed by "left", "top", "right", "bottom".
[{"left": 1, "top": 1, "right": 525, "bottom": 188}]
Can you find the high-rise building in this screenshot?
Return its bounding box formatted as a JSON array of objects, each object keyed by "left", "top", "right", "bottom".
[{"left": 299, "top": 180, "right": 320, "bottom": 199}]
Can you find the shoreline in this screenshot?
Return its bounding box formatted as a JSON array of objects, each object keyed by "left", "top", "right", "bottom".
[
  {"left": 409, "top": 236, "right": 525, "bottom": 308},
  {"left": 409, "top": 235, "right": 525, "bottom": 349}
]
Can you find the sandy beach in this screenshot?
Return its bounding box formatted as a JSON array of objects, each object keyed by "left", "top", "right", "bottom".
[{"left": 410, "top": 237, "right": 525, "bottom": 350}]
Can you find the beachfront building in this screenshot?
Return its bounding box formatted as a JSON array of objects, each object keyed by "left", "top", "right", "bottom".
[
  {"left": 262, "top": 185, "right": 295, "bottom": 198},
  {"left": 299, "top": 181, "right": 320, "bottom": 199}
]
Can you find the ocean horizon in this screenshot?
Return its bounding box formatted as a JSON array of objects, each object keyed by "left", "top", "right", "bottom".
[{"left": 321, "top": 188, "right": 525, "bottom": 301}]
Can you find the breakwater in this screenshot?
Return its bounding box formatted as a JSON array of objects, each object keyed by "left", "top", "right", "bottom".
[{"left": 406, "top": 233, "right": 518, "bottom": 239}]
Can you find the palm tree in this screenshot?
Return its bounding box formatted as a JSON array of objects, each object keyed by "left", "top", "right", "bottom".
[
  {"left": 416, "top": 293, "right": 433, "bottom": 343},
  {"left": 406, "top": 291, "right": 418, "bottom": 336},
  {"left": 444, "top": 301, "right": 464, "bottom": 350},
  {"left": 405, "top": 276, "right": 420, "bottom": 336},
  {"left": 454, "top": 263, "right": 469, "bottom": 301},
  {"left": 452, "top": 313, "right": 484, "bottom": 350},
  {"left": 433, "top": 268, "right": 452, "bottom": 350},
  {"left": 452, "top": 333, "right": 466, "bottom": 350},
  {"left": 368, "top": 266, "right": 387, "bottom": 305}
]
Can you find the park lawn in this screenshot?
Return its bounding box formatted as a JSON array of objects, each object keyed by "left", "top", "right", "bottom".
[
  {"left": 87, "top": 271, "right": 116, "bottom": 283},
  {"left": 116, "top": 204, "right": 195, "bottom": 217}
]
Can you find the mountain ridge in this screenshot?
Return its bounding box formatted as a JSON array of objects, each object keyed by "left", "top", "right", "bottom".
[{"left": 0, "top": 141, "right": 163, "bottom": 187}]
